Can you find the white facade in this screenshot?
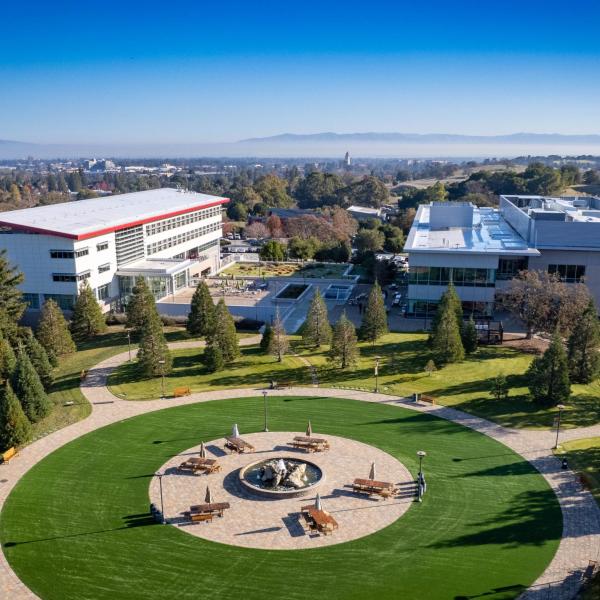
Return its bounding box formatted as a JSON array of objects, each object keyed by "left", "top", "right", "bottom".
[{"left": 0, "top": 189, "right": 228, "bottom": 312}]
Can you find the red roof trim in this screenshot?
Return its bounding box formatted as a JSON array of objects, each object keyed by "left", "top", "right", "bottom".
[{"left": 0, "top": 198, "right": 229, "bottom": 241}]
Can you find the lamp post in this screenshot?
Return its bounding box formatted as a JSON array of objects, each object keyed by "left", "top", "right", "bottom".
[
  {"left": 262, "top": 390, "right": 269, "bottom": 432},
  {"left": 417, "top": 450, "right": 426, "bottom": 502},
  {"left": 374, "top": 356, "right": 382, "bottom": 393},
  {"left": 156, "top": 472, "right": 165, "bottom": 524},
  {"left": 126, "top": 330, "right": 132, "bottom": 362},
  {"left": 158, "top": 359, "right": 166, "bottom": 399},
  {"left": 554, "top": 404, "right": 566, "bottom": 449}
]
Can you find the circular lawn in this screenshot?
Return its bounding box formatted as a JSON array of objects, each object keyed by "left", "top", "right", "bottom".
[{"left": 0, "top": 396, "right": 562, "bottom": 600}]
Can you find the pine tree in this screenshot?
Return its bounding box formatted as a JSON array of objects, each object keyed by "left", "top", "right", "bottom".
[
  {"left": 260, "top": 323, "right": 273, "bottom": 354},
  {"left": 0, "top": 249, "right": 26, "bottom": 340},
  {"left": 269, "top": 311, "right": 289, "bottom": 362},
  {"left": 360, "top": 281, "right": 388, "bottom": 343},
  {"left": 527, "top": 334, "right": 571, "bottom": 407},
  {"left": 567, "top": 299, "right": 600, "bottom": 383},
  {"left": 203, "top": 344, "right": 224, "bottom": 373},
  {"left": 186, "top": 280, "right": 215, "bottom": 337},
  {"left": 431, "top": 303, "right": 465, "bottom": 365},
  {"left": 12, "top": 348, "right": 51, "bottom": 422},
  {"left": 137, "top": 311, "right": 172, "bottom": 378},
  {"left": 0, "top": 381, "right": 32, "bottom": 449},
  {"left": 429, "top": 283, "right": 462, "bottom": 345},
  {"left": 329, "top": 312, "right": 359, "bottom": 369},
  {"left": 490, "top": 373, "right": 509, "bottom": 401},
  {"left": 207, "top": 299, "right": 239, "bottom": 363},
  {"left": 302, "top": 289, "right": 332, "bottom": 348},
  {"left": 461, "top": 317, "right": 479, "bottom": 354},
  {"left": 36, "top": 298, "right": 76, "bottom": 365},
  {"left": 125, "top": 278, "right": 156, "bottom": 335},
  {"left": 70, "top": 281, "right": 106, "bottom": 341},
  {"left": 24, "top": 333, "right": 53, "bottom": 389},
  {"left": 0, "top": 334, "right": 16, "bottom": 381}
]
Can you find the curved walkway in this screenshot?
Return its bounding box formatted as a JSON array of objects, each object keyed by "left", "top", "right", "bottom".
[{"left": 1, "top": 340, "right": 599, "bottom": 599}]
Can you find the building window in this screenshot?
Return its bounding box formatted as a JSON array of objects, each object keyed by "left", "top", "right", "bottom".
[
  {"left": 97, "top": 241, "right": 109, "bottom": 251},
  {"left": 146, "top": 226, "right": 221, "bottom": 256},
  {"left": 50, "top": 250, "right": 74, "bottom": 259},
  {"left": 23, "top": 293, "right": 40, "bottom": 310},
  {"left": 548, "top": 264, "right": 586, "bottom": 283},
  {"left": 497, "top": 257, "right": 529, "bottom": 280},
  {"left": 408, "top": 267, "right": 495, "bottom": 287},
  {"left": 98, "top": 263, "right": 111, "bottom": 273},
  {"left": 145, "top": 205, "right": 222, "bottom": 237},
  {"left": 53, "top": 273, "right": 77, "bottom": 282},
  {"left": 97, "top": 283, "right": 111, "bottom": 301},
  {"left": 75, "top": 248, "right": 89, "bottom": 258},
  {"left": 115, "top": 225, "right": 144, "bottom": 266},
  {"left": 44, "top": 293, "right": 75, "bottom": 311},
  {"left": 77, "top": 271, "right": 92, "bottom": 281}
]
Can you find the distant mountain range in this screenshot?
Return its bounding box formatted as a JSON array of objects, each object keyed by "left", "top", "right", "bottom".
[{"left": 2, "top": 132, "right": 600, "bottom": 160}]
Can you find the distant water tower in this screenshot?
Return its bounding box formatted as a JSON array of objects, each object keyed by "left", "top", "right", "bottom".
[{"left": 344, "top": 151, "right": 351, "bottom": 167}]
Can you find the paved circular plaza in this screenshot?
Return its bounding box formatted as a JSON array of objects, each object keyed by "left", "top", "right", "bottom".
[{"left": 149, "top": 431, "right": 415, "bottom": 549}]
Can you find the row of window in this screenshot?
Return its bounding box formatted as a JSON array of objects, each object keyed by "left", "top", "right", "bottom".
[
  {"left": 146, "top": 223, "right": 221, "bottom": 255},
  {"left": 145, "top": 206, "right": 222, "bottom": 237},
  {"left": 548, "top": 264, "right": 586, "bottom": 283},
  {"left": 49, "top": 242, "right": 109, "bottom": 259},
  {"left": 52, "top": 271, "right": 91, "bottom": 283},
  {"left": 24, "top": 284, "right": 112, "bottom": 310},
  {"left": 408, "top": 267, "right": 496, "bottom": 287}
]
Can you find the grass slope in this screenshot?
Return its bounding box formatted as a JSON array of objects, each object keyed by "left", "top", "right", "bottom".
[{"left": 1, "top": 397, "right": 561, "bottom": 600}]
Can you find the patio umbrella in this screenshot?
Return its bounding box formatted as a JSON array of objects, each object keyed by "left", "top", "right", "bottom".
[
  {"left": 199, "top": 442, "right": 206, "bottom": 458},
  {"left": 369, "top": 462, "right": 376, "bottom": 481},
  {"left": 306, "top": 420, "right": 313, "bottom": 437},
  {"left": 314, "top": 493, "right": 322, "bottom": 511},
  {"left": 205, "top": 485, "right": 213, "bottom": 504},
  {"left": 232, "top": 423, "right": 240, "bottom": 438}
]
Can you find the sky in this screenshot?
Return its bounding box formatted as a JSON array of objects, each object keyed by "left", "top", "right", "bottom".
[{"left": 1, "top": 0, "right": 600, "bottom": 144}]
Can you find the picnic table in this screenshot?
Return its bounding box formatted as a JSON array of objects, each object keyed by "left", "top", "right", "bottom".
[
  {"left": 189, "top": 502, "right": 231, "bottom": 517},
  {"left": 300, "top": 505, "right": 338, "bottom": 535},
  {"left": 352, "top": 478, "right": 395, "bottom": 498},
  {"left": 178, "top": 457, "right": 221, "bottom": 474},
  {"left": 225, "top": 436, "right": 255, "bottom": 454},
  {"left": 290, "top": 436, "right": 330, "bottom": 453}
]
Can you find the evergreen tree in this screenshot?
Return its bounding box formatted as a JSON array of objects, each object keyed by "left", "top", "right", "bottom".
[
  {"left": 0, "top": 334, "right": 16, "bottom": 381},
  {"left": 0, "top": 249, "right": 26, "bottom": 340},
  {"left": 0, "top": 381, "right": 32, "bottom": 449},
  {"left": 527, "top": 334, "right": 571, "bottom": 407},
  {"left": 70, "top": 281, "right": 106, "bottom": 341},
  {"left": 567, "top": 299, "right": 600, "bottom": 384},
  {"left": 431, "top": 303, "right": 465, "bottom": 365},
  {"left": 429, "top": 283, "right": 462, "bottom": 345},
  {"left": 125, "top": 278, "right": 156, "bottom": 335},
  {"left": 490, "top": 373, "right": 509, "bottom": 401},
  {"left": 24, "top": 333, "right": 53, "bottom": 389},
  {"left": 207, "top": 299, "right": 239, "bottom": 363},
  {"left": 260, "top": 323, "right": 273, "bottom": 354},
  {"left": 186, "top": 280, "right": 215, "bottom": 337},
  {"left": 329, "top": 312, "right": 359, "bottom": 369},
  {"left": 302, "top": 289, "right": 332, "bottom": 348},
  {"left": 137, "top": 311, "right": 172, "bottom": 378},
  {"left": 12, "top": 348, "right": 51, "bottom": 422},
  {"left": 36, "top": 298, "right": 76, "bottom": 365},
  {"left": 268, "top": 311, "right": 288, "bottom": 362},
  {"left": 360, "top": 281, "right": 388, "bottom": 343},
  {"left": 461, "top": 317, "right": 479, "bottom": 354},
  {"left": 203, "top": 344, "right": 224, "bottom": 373}
]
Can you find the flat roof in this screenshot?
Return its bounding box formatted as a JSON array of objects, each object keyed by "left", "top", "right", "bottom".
[
  {"left": 116, "top": 257, "right": 195, "bottom": 276},
  {"left": 405, "top": 204, "right": 540, "bottom": 256},
  {"left": 0, "top": 188, "right": 228, "bottom": 240},
  {"left": 347, "top": 205, "right": 381, "bottom": 215}
]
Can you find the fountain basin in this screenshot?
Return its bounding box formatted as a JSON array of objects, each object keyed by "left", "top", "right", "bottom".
[{"left": 239, "top": 457, "right": 324, "bottom": 498}]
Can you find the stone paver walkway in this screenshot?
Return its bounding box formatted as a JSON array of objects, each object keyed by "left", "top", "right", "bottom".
[
  {"left": 1, "top": 339, "right": 599, "bottom": 599},
  {"left": 150, "top": 432, "right": 414, "bottom": 549}
]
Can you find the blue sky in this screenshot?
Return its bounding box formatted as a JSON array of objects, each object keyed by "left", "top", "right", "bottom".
[{"left": 1, "top": 0, "right": 600, "bottom": 143}]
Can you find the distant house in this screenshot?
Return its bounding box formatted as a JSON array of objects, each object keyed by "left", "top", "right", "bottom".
[{"left": 347, "top": 205, "right": 384, "bottom": 222}]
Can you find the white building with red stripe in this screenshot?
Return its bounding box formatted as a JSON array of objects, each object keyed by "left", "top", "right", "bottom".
[{"left": 0, "top": 188, "right": 228, "bottom": 312}]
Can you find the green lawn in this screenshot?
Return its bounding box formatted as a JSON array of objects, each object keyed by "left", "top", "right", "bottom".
[
  {"left": 0, "top": 396, "right": 561, "bottom": 600},
  {"left": 220, "top": 261, "right": 349, "bottom": 279},
  {"left": 296, "top": 333, "right": 600, "bottom": 430},
  {"left": 108, "top": 345, "right": 309, "bottom": 400},
  {"left": 556, "top": 437, "right": 600, "bottom": 506}
]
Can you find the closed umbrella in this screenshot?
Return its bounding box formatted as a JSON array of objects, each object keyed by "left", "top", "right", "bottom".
[
  {"left": 205, "top": 485, "right": 213, "bottom": 504},
  {"left": 369, "top": 462, "right": 376, "bottom": 481},
  {"left": 306, "top": 420, "right": 313, "bottom": 437},
  {"left": 315, "top": 493, "right": 322, "bottom": 511},
  {"left": 232, "top": 423, "right": 240, "bottom": 438},
  {"left": 199, "top": 442, "right": 206, "bottom": 458}
]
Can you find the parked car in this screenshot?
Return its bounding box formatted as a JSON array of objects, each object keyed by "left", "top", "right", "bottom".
[{"left": 392, "top": 293, "right": 402, "bottom": 307}]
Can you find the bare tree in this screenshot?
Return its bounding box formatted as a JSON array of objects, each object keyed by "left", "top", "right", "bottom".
[{"left": 244, "top": 221, "right": 270, "bottom": 239}]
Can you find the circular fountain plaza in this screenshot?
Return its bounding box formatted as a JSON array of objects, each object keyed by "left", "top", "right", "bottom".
[{"left": 150, "top": 431, "right": 415, "bottom": 549}]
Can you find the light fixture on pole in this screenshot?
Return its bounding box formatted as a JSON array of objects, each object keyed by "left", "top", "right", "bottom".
[
  {"left": 158, "top": 359, "right": 166, "bottom": 399},
  {"left": 156, "top": 472, "right": 165, "bottom": 524},
  {"left": 554, "top": 404, "right": 566, "bottom": 449},
  {"left": 374, "top": 356, "right": 382, "bottom": 393},
  {"left": 262, "top": 389, "right": 269, "bottom": 432},
  {"left": 126, "top": 330, "right": 132, "bottom": 362}
]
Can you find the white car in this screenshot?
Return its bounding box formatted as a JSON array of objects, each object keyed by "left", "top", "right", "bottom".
[{"left": 392, "top": 293, "right": 402, "bottom": 306}]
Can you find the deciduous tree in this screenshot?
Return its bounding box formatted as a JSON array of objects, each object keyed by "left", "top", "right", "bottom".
[
  {"left": 490, "top": 374, "right": 509, "bottom": 402},
  {"left": 268, "top": 311, "right": 288, "bottom": 362},
  {"left": 259, "top": 240, "right": 286, "bottom": 261},
  {"left": 329, "top": 312, "right": 359, "bottom": 369}
]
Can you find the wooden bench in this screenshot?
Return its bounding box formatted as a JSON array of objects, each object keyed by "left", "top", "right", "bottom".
[
  {"left": 420, "top": 394, "right": 436, "bottom": 405},
  {"left": 1, "top": 447, "right": 17, "bottom": 464},
  {"left": 173, "top": 386, "right": 191, "bottom": 398},
  {"left": 190, "top": 513, "right": 213, "bottom": 523},
  {"left": 271, "top": 381, "right": 292, "bottom": 390},
  {"left": 80, "top": 370, "right": 88, "bottom": 381}
]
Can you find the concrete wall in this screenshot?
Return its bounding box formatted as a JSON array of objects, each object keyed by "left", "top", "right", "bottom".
[{"left": 429, "top": 202, "right": 473, "bottom": 229}]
